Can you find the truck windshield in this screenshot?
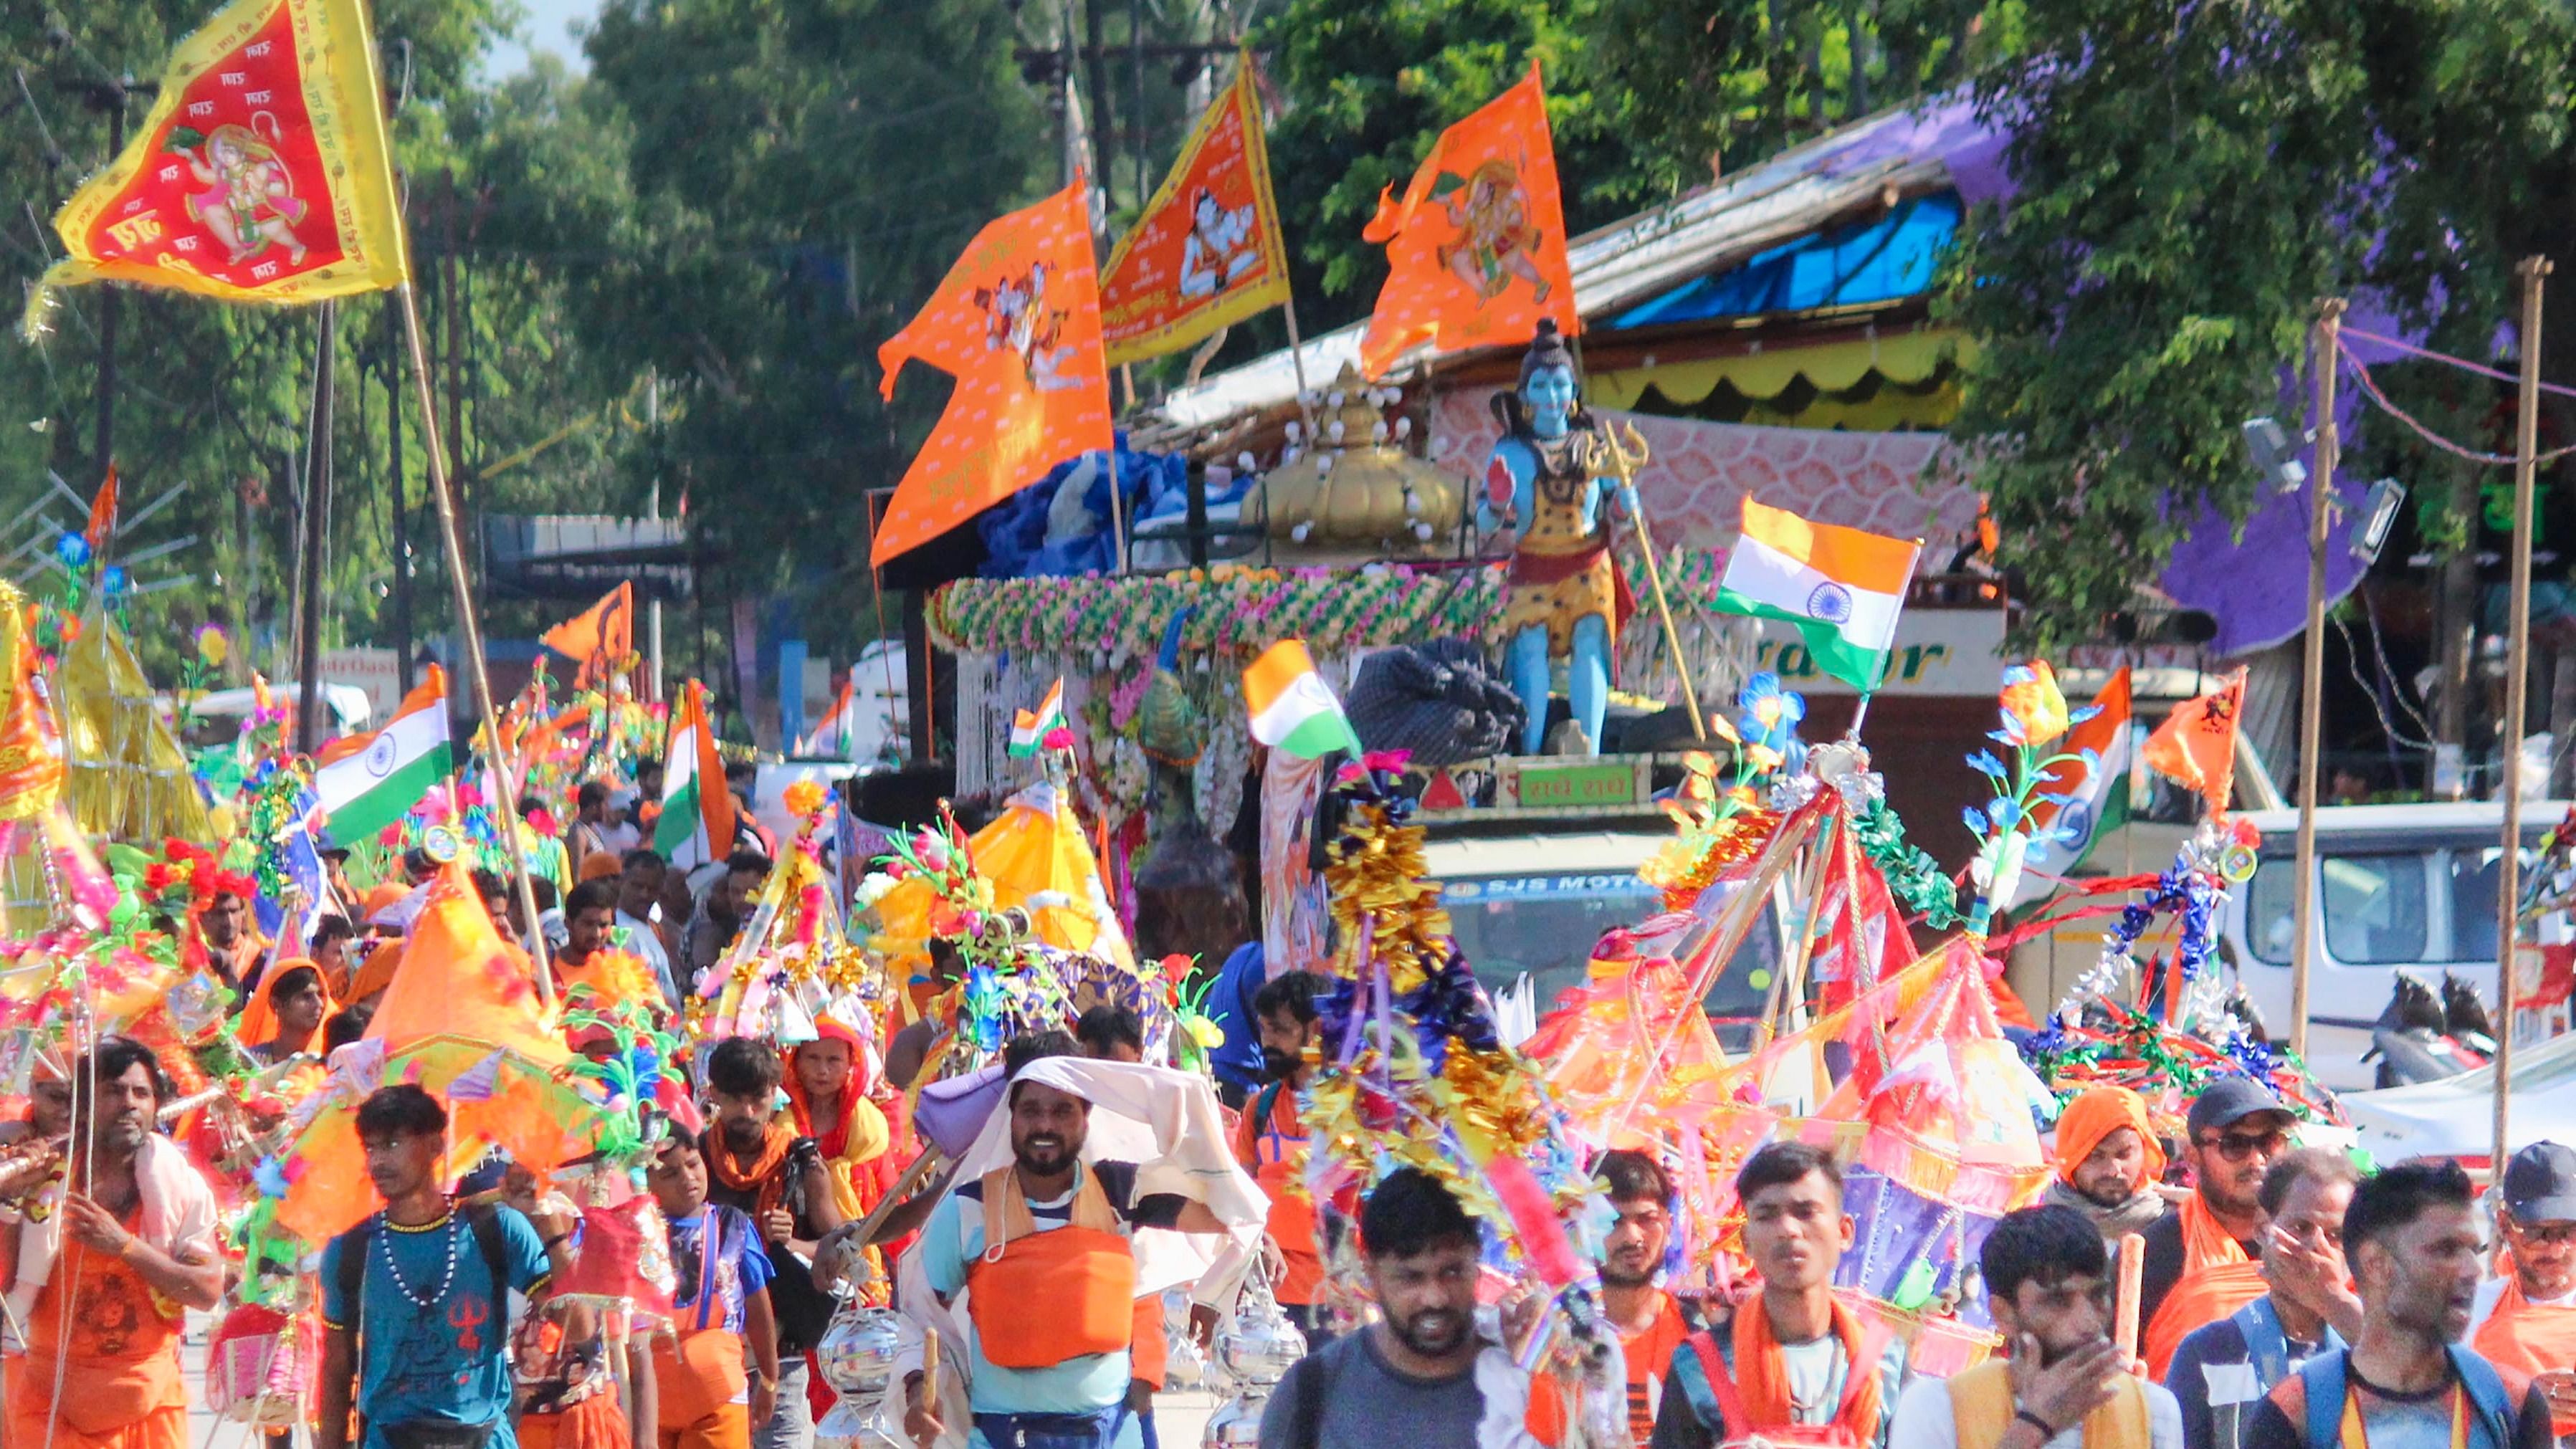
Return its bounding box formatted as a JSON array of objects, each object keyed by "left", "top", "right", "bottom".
[{"left": 1439, "top": 873, "right": 1779, "bottom": 1038}]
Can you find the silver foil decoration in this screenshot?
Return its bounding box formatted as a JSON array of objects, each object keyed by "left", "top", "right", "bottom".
[
  {"left": 1203, "top": 1268, "right": 1307, "bottom": 1448},
  {"left": 812, "top": 1304, "right": 906, "bottom": 1449}
]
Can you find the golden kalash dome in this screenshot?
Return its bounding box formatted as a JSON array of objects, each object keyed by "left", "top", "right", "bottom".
[{"left": 1260, "top": 363, "right": 1463, "bottom": 555}]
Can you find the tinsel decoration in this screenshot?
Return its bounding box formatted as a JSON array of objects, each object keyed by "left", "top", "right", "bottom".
[{"left": 1853, "top": 795, "right": 1967, "bottom": 929}]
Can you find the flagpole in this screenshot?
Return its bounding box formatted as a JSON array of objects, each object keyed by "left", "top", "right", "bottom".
[
  {"left": 396, "top": 277, "right": 555, "bottom": 1008},
  {"left": 2496, "top": 257, "right": 2549, "bottom": 1178},
  {"left": 2290, "top": 298, "right": 2344, "bottom": 1063},
  {"left": 296, "top": 300, "right": 338, "bottom": 755}
]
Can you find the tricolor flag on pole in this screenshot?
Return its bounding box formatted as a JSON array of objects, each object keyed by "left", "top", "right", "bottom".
[
  {"left": 1243, "top": 641, "right": 1363, "bottom": 760},
  {"left": 2006, "top": 666, "right": 2134, "bottom": 907},
  {"left": 1008, "top": 679, "right": 1068, "bottom": 758},
  {"left": 1715, "top": 499, "right": 1922, "bottom": 690},
  {"left": 654, "top": 681, "right": 738, "bottom": 871},
  {"left": 315, "top": 666, "right": 454, "bottom": 843}
]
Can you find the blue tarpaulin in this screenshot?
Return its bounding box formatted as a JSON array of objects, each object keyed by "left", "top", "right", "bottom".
[{"left": 1613, "top": 191, "right": 1962, "bottom": 329}]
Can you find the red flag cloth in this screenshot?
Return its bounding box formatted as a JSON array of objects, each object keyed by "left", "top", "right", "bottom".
[
  {"left": 26, "top": 0, "right": 409, "bottom": 317},
  {"left": 2143, "top": 666, "right": 2246, "bottom": 816},
  {"left": 872, "top": 179, "right": 1113, "bottom": 566},
  {"left": 1356, "top": 62, "right": 1579, "bottom": 379},
  {"left": 85, "top": 467, "right": 119, "bottom": 551}
]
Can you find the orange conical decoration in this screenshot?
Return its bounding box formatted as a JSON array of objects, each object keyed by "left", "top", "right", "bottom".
[{"left": 366, "top": 863, "right": 566, "bottom": 1066}]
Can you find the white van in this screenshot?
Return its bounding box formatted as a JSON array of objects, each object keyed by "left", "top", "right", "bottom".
[{"left": 2225, "top": 801, "right": 2563, "bottom": 1091}]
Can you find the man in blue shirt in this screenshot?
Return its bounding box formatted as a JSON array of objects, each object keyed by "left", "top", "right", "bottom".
[{"left": 316, "top": 1085, "right": 564, "bottom": 1449}]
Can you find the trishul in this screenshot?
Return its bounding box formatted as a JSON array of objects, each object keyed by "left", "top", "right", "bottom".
[{"left": 1593, "top": 420, "right": 1707, "bottom": 742}]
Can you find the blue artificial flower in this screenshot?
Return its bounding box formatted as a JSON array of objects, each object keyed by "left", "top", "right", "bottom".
[
  {"left": 53, "top": 532, "right": 89, "bottom": 568},
  {"left": 1986, "top": 797, "right": 2022, "bottom": 830},
  {"left": 1967, "top": 750, "right": 2009, "bottom": 781},
  {"left": 1962, "top": 805, "right": 1989, "bottom": 838},
  {"left": 101, "top": 565, "right": 126, "bottom": 594}
]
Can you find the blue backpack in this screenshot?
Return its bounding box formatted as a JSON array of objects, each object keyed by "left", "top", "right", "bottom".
[{"left": 2295, "top": 1347, "right": 2517, "bottom": 1449}]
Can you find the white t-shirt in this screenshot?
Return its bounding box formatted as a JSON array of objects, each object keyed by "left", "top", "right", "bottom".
[
  {"left": 1886, "top": 1373, "right": 2185, "bottom": 1449},
  {"left": 2466, "top": 1274, "right": 2576, "bottom": 1337},
  {"left": 1779, "top": 1336, "right": 1851, "bottom": 1425}
]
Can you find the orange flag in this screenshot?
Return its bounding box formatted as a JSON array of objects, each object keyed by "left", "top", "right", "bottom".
[
  {"left": 85, "top": 467, "right": 120, "bottom": 553},
  {"left": 1098, "top": 58, "right": 1292, "bottom": 366},
  {"left": 22, "top": 0, "right": 409, "bottom": 333},
  {"left": 2143, "top": 667, "right": 2246, "bottom": 816},
  {"left": 1357, "top": 62, "right": 1578, "bottom": 380},
  {"left": 872, "top": 179, "right": 1114, "bottom": 565},
  {"left": 540, "top": 582, "right": 634, "bottom": 673}
]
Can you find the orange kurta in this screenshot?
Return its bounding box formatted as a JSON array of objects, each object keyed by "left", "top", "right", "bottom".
[
  {"left": 2474, "top": 1277, "right": 2576, "bottom": 1434},
  {"left": 1, "top": 1221, "right": 189, "bottom": 1449}
]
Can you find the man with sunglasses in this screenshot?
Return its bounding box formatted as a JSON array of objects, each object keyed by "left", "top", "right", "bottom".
[
  {"left": 2140, "top": 1078, "right": 2298, "bottom": 1379},
  {"left": 2466, "top": 1142, "right": 2576, "bottom": 1432}
]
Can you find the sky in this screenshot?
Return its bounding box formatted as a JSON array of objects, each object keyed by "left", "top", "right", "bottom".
[{"left": 482, "top": 0, "right": 598, "bottom": 77}]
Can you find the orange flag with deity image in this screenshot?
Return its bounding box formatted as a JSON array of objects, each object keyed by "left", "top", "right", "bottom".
[
  {"left": 2144, "top": 667, "right": 2246, "bottom": 817},
  {"left": 22, "top": 0, "right": 409, "bottom": 333},
  {"left": 1357, "top": 62, "right": 1579, "bottom": 380},
  {"left": 872, "top": 178, "right": 1115, "bottom": 565},
  {"left": 1098, "top": 58, "right": 1292, "bottom": 366}
]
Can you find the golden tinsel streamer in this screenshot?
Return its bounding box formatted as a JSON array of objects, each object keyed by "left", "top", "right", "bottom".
[{"left": 1324, "top": 798, "right": 1451, "bottom": 993}]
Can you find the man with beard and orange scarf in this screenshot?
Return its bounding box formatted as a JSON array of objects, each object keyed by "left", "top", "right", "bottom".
[
  {"left": 2139, "top": 1079, "right": 2297, "bottom": 1379},
  {"left": 2049, "top": 1086, "right": 2173, "bottom": 1250},
  {"left": 1654, "top": 1142, "right": 1907, "bottom": 1449},
  {"left": 700, "top": 1036, "right": 846, "bottom": 1449},
  {"left": 2468, "top": 1142, "right": 2576, "bottom": 1435}
]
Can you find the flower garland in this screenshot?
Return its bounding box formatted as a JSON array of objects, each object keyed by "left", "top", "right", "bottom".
[{"left": 930, "top": 563, "right": 1509, "bottom": 661}]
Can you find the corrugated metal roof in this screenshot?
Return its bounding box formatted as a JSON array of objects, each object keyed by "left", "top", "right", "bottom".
[{"left": 1153, "top": 95, "right": 1996, "bottom": 433}]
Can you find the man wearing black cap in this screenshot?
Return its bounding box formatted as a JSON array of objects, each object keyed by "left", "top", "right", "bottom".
[
  {"left": 2468, "top": 1142, "right": 2576, "bottom": 1424},
  {"left": 2138, "top": 1076, "right": 2299, "bottom": 1374}
]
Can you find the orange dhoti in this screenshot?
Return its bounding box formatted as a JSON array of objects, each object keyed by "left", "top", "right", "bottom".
[{"left": 1, "top": 1234, "right": 189, "bottom": 1449}]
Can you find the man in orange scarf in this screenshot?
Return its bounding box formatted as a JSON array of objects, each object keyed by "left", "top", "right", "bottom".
[
  {"left": 198, "top": 885, "right": 268, "bottom": 995},
  {"left": 1655, "top": 1142, "right": 1907, "bottom": 1449},
  {"left": 2469, "top": 1142, "right": 2576, "bottom": 1434},
  {"left": 1239, "top": 972, "right": 1331, "bottom": 1342},
  {"left": 2050, "top": 1086, "right": 2172, "bottom": 1248},
  {"left": 780, "top": 1018, "right": 892, "bottom": 1220},
  {"left": 699, "top": 1037, "right": 845, "bottom": 1449},
  {"left": 1593, "top": 1149, "right": 1697, "bottom": 1448},
  {"left": 1886, "top": 1204, "right": 2183, "bottom": 1449},
  {"left": 2140, "top": 1078, "right": 2295, "bottom": 1377}
]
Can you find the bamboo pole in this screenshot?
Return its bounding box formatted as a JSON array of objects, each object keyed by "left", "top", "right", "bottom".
[
  {"left": 2496, "top": 257, "right": 2549, "bottom": 1173},
  {"left": 396, "top": 278, "right": 554, "bottom": 1008},
  {"left": 2289, "top": 298, "right": 2344, "bottom": 1061}
]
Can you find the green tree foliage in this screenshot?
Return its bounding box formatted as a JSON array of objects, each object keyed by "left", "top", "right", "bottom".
[{"left": 1944, "top": 0, "right": 2575, "bottom": 646}]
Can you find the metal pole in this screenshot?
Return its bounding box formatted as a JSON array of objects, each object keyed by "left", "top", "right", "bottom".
[
  {"left": 397, "top": 279, "right": 555, "bottom": 1007},
  {"left": 297, "top": 301, "right": 338, "bottom": 754},
  {"left": 92, "top": 93, "right": 126, "bottom": 482},
  {"left": 2497, "top": 255, "right": 2549, "bottom": 1172},
  {"left": 2289, "top": 297, "right": 2344, "bottom": 1062},
  {"left": 388, "top": 306, "right": 414, "bottom": 690}
]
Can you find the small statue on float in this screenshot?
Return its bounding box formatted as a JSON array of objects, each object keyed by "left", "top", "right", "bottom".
[{"left": 1480, "top": 318, "right": 1639, "bottom": 756}]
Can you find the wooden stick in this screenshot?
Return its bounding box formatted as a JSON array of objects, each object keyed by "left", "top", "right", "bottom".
[
  {"left": 1603, "top": 423, "right": 1707, "bottom": 742},
  {"left": 2498, "top": 257, "right": 2550, "bottom": 1176},
  {"left": 2114, "top": 1230, "right": 2147, "bottom": 1367},
  {"left": 2291, "top": 297, "right": 2345, "bottom": 1061},
  {"left": 396, "top": 278, "right": 553, "bottom": 1008}
]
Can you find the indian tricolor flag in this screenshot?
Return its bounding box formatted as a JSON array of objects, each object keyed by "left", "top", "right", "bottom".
[
  {"left": 1717, "top": 499, "right": 1922, "bottom": 690},
  {"left": 315, "top": 666, "right": 454, "bottom": 842},
  {"left": 2007, "top": 666, "right": 2134, "bottom": 907},
  {"left": 1008, "top": 678, "right": 1067, "bottom": 758},
  {"left": 1243, "top": 640, "right": 1363, "bottom": 760},
  {"left": 654, "top": 681, "right": 738, "bottom": 871}
]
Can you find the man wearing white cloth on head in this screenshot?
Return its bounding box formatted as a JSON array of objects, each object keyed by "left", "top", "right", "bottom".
[{"left": 895, "top": 1050, "right": 1268, "bottom": 1449}]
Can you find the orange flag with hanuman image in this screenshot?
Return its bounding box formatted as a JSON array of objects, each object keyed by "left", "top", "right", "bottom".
[
  {"left": 22, "top": 0, "right": 410, "bottom": 335},
  {"left": 871, "top": 178, "right": 1115, "bottom": 565},
  {"left": 1357, "top": 62, "right": 1579, "bottom": 379},
  {"left": 2144, "top": 666, "right": 2246, "bottom": 817}
]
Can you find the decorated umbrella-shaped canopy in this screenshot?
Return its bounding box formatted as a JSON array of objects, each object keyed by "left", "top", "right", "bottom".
[{"left": 274, "top": 864, "right": 605, "bottom": 1243}]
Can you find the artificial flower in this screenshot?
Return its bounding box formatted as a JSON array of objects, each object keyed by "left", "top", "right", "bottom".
[{"left": 1998, "top": 661, "right": 2069, "bottom": 745}]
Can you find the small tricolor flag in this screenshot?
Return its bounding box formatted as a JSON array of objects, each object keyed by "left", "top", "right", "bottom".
[
  {"left": 654, "top": 680, "right": 738, "bottom": 871},
  {"left": 1716, "top": 499, "right": 1921, "bottom": 691},
  {"left": 1243, "top": 641, "right": 1363, "bottom": 761},
  {"left": 2007, "top": 666, "right": 2134, "bottom": 908},
  {"left": 1009, "top": 679, "right": 1067, "bottom": 758},
  {"left": 315, "top": 666, "right": 453, "bottom": 843}
]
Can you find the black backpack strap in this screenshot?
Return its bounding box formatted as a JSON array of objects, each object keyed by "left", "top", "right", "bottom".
[
  {"left": 1294, "top": 1337, "right": 1337, "bottom": 1449},
  {"left": 335, "top": 1218, "right": 373, "bottom": 1316},
  {"left": 463, "top": 1203, "right": 516, "bottom": 1298}
]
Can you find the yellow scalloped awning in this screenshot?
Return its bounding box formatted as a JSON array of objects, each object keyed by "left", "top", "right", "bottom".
[{"left": 1590, "top": 326, "right": 1974, "bottom": 411}]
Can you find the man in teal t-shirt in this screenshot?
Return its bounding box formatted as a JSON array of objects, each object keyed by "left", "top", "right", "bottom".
[{"left": 316, "top": 1085, "right": 558, "bottom": 1449}]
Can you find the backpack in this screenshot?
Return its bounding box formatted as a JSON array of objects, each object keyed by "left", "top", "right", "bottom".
[
  {"left": 2295, "top": 1347, "right": 2517, "bottom": 1449},
  {"left": 337, "top": 1202, "right": 516, "bottom": 1317}
]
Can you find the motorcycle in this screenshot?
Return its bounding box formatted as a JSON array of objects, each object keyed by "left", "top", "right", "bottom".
[{"left": 2362, "top": 970, "right": 2492, "bottom": 1089}]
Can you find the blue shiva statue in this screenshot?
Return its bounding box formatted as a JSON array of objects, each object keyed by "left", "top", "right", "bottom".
[{"left": 1478, "top": 319, "right": 1636, "bottom": 755}]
